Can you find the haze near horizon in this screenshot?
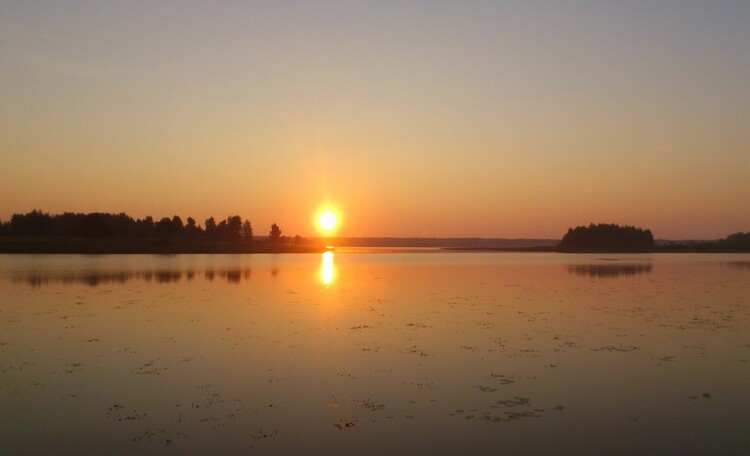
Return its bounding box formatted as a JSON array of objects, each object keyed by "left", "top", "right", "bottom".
[{"left": 1, "top": 1, "right": 748, "bottom": 239}]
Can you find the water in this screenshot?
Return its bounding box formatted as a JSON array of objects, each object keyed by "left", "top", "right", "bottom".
[{"left": 1, "top": 252, "right": 748, "bottom": 455}]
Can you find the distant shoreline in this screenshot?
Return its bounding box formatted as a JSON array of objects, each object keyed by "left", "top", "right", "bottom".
[
  {"left": 2, "top": 238, "right": 749, "bottom": 254},
  {"left": 5, "top": 212, "right": 746, "bottom": 253},
  {"left": 0, "top": 237, "right": 327, "bottom": 254},
  {"left": 444, "top": 246, "right": 750, "bottom": 253}
]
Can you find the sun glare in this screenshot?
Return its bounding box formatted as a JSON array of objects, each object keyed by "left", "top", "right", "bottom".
[{"left": 318, "top": 210, "right": 338, "bottom": 232}]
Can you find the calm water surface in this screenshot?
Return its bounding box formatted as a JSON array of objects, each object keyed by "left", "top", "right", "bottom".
[{"left": 1, "top": 253, "right": 748, "bottom": 455}]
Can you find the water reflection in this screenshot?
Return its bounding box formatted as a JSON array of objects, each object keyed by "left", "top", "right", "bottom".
[
  {"left": 567, "top": 263, "right": 653, "bottom": 278},
  {"left": 9, "top": 268, "right": 253, "bottom": 287},
  {"left": 320, "top": 251, "right": 335, "bottom": 285},
  {"left": 6, "top": 255, "right": 337, "bottom": 287},
  {"left": 1, "top": 254, "right": 749, "bottom": 455}
]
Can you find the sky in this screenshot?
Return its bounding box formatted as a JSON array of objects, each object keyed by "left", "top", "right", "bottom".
[{"left": 1, "top": 1, "right": 748, "bottom": 239}]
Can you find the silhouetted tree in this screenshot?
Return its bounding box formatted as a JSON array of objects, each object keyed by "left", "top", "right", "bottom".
[
  {"left": 224, "top": 215, "right": 243, "bottom": 240},
  {"left": 136, "top": 216, "right": 155, "bottom": 237},
  {"left": 205, "top": 217, "right": 217, "bottom": 238},
  {"left": 241, "top": 220, "right": 253, "bottom": 243},
  {"left": 217, "top": 219, "right": 228, "bottom": 238},
  {"left": 185, "top": 217, "right": 198, "bottom": 236},
  {"left": 155, "top": 217, "right": 176, "bottom": 240},
  {"left": 171, "top": 216, "right": 184, "bottom": 235},
  {"left": 269, "top": 223, "right": 282, "bottom": 244}
]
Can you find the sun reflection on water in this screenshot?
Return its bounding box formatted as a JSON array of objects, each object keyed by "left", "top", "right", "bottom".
[{"left": 320, "top": 251, "right": 335, "bottom": 285}]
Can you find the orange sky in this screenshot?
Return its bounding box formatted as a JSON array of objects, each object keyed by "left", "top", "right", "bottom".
[{"left": 1, "top": 2, "right": 748, "bottom": 239}]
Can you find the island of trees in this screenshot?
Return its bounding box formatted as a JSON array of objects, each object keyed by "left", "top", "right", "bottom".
[
  {"left": 556, "top": 223, "right": 749, "bottom": 253},
  {"left": 558, "top": 224, "right": 655, "bottom": 252},
  {"left": 0, "top": 210, "right": 322, "bottom": 254}
]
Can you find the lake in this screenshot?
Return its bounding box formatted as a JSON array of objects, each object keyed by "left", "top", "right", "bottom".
[{"left": 1, "top": 252, "right": 748, "bottom": 455}]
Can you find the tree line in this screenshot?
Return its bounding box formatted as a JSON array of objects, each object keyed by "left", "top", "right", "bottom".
[
  {"left": 659, "top": 231, "right": 750, "bottom": 252},
  {"left": 558, "top": 223, "right": 750, "bottom": 252},
  {"left": 0, "top": 210, "right": 289, "bottom": 244},
  {"left": 559, "top": 223, "right": 655, "bottom": 252}
]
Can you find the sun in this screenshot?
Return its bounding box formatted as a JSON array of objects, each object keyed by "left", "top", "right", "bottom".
[{"left": 318, "top": 210, "right": 337, "bottom": 232}]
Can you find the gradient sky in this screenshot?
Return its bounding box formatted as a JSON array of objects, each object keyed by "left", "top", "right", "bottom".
[{"left": 1, "top": 1, "right": 748, "bottom": 239}]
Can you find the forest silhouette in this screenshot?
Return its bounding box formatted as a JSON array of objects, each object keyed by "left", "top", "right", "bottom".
[
  {"left": 558, "top": 223, "right": 655, "bottom": 252},
  {"left": 557, "top": 223, "right": 750, "bottom": 253},
  {"left": 0, "top": 210, "right": 317, "bottom": 253},
  {"left": 1, "top": 211, "right": 748, "bottom": 253}
]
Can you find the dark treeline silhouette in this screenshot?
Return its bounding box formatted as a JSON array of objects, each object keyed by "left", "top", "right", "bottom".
[
  {"left": 557, "top": 223, "right": 750, "bottom": 253},
  {"left": 1, "top": 210, "right": 252, "bottom": 241},
  {"left": 3, "top": 211, "right": 748, "bottom": 254},
  {"left": 0, "top": 210, "right": 323, "bottom": 254},
  {"left": 659, "top": 232, "right": 750, "bottom": 253},
  {"left": 558, "top": 223, "right": 655, "bottom": 252}
]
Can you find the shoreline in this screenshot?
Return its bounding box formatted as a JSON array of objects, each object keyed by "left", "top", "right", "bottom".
[
  {"left": 2, "top": 237, "right": 748, "bottom": 255},
  {"left": 2, "top": 247, "right": 749, "bottom": 255},
  {"left": 0, "top": 238, "right": 329, "bottom": 255}
]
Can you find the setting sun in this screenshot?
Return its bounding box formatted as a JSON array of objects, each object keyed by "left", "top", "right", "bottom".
[
  {"left": 318, "top": 210, "right": 338, "bottom": 232},
  {"left": 2, "top": 2, "right": 749, "bottom": 454}
]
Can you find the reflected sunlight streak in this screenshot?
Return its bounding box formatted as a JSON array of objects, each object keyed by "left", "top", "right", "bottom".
[{"left": 320, "top": 251, "right": 335, "bottom": 285}]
